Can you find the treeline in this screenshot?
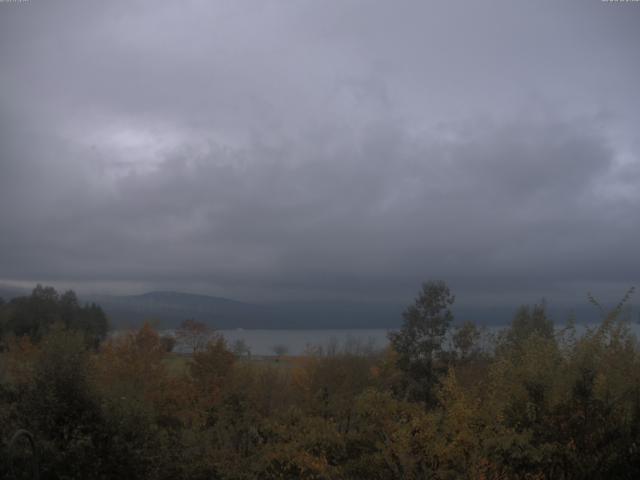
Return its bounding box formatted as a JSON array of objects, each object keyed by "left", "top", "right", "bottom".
[
  {"left": 1, "top": 282, "right": 639, "bottom": 479},
  {"left": 0, "top": 284, "right": 109, "bottom": 346}
]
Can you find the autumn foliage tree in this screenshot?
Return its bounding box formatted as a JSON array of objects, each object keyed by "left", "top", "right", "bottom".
[
  {"left": 175, "top": 318, "right": 213, "bottom": 353},
  {"left": 188, "top": 334, "right": 235, "bottom": 411}
]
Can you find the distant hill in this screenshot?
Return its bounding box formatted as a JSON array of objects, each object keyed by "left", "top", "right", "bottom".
[
  {"left": 87, "top": 291, "right": 615, "bottom": 330},
  {"left": 2, "top": 285, "right": 631, "bottom": 330},
  {"left": 1, "top": 286, "right": 406, "bottom": 329},
  {"left": 87, "top": 291, "right": 405, "bottom": 329},
  {"left": 89, "top": 291, "right": 266, "bottom": 329},
  {"left": 0, "top": 284, "right": 28, "bottom": 302}
]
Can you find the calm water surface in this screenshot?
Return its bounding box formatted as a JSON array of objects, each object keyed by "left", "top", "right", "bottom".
[
  {"left": 158, "top": 322, "right": 640, "bottom": 356},
  {"left": 163, "top": 328, "right": 389, "bottom": 356}
]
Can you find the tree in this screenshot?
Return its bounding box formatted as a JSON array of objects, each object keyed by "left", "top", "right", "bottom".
[
  {"left": 6, "top": 285, "right": 60, "bottom": 340},
  {"left": 189, "top": 335, "right": 235, "bottom": 409},
  {"left": 77, "top": 302, "right": 109, "bottom": 347},
  {"left": 175, "top": 319, "right": 212, "bottom": 354},
  {"left": 0, "top": 299, "right": 6, "bottom": 345},
  {"left": 232, "top": 338, "right": 251, "bottom": 358},
  {"left": 16, "top": 327, "right": 105, "bottom": 478},
  {"left": 503, "top": 302, "right": 554, "bottom": 351},
  {"left": 388, "top": 280, "right": 455, "bottom": 404},
  {"left": 272, "top": 344, "right": 289, "bottom": 359},
  {"left": 452, "top": 321, "right": 481, "bottom": 361},
  {"left": 160, "top": 335, "right": 177, "bottom": 352},
  {"left": 3, "top": 286, "right": 108, "bottom": 344},
  {"left": 59, "top": 290, "right": 80, "bottom": 325}
]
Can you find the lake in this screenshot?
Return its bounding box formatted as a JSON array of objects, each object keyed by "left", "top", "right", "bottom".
[
  {"left": 170, "top": 328, "right": 391, "bottom": 356},
  {"left": 159, "top": 321, "right": 640, "bottom": 356}
]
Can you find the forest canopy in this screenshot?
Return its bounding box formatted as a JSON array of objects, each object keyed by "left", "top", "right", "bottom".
[
  {"left": 0, "top": 285, "right": 109, "bottom": 347},
  {"left": 1, "top": 282, "right": 639, "bottom": 479}
]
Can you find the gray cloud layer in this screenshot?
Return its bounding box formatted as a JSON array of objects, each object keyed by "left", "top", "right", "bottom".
[{"left": 1, "top": 1, "right": 639, "bottom": 305}]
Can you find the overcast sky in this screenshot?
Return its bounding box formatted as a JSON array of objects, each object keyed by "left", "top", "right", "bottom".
[{"left": 1, "top": 0, "right": 639, "bottom": 306}]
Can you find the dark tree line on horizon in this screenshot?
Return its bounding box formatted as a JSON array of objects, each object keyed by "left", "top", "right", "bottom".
[{"left": 0, "top": 284, "right": 109, "bottom": 348}]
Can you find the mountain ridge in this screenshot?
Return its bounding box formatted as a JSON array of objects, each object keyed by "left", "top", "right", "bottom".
[{"left": 2, "top": 286, "right": 624, "bottom": 329}]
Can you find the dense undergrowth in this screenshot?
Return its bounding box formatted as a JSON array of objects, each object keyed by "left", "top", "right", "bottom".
[{"left": 1, "top": 283, "right": 639, "bottom": 479}]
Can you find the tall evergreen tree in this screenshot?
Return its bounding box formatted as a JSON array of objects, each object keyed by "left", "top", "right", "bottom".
[{"left": 388, "top": 280, "right": 455, "bottom": 405}]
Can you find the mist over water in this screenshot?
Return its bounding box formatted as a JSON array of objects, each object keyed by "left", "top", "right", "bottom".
[
  {"left": 162, "top": 321, "right": 640, "bottom": 356},
  {"left": 168, "top": 328, "right": 389, "bottom": 356}
]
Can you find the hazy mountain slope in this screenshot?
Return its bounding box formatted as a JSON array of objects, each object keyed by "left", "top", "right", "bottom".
[
  {"left": 88, "top": 291, "right": 611, "bottom": 330},
  {"left": 2, "top": 285, "right": 624, "bottom": 329},
  {"left": 89, "top": 291, "right": 407, "bottom": 329},
  {"left": 87, "top": 291, "right": 265, "bottom": 329},
  {"left": 0, "top": 285, "right": 28, "bottom": 301}
]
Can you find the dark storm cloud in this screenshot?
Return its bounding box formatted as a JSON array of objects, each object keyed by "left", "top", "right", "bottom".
[{"left": 1, "top": 0, "right": 639, "bottom": 303}]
